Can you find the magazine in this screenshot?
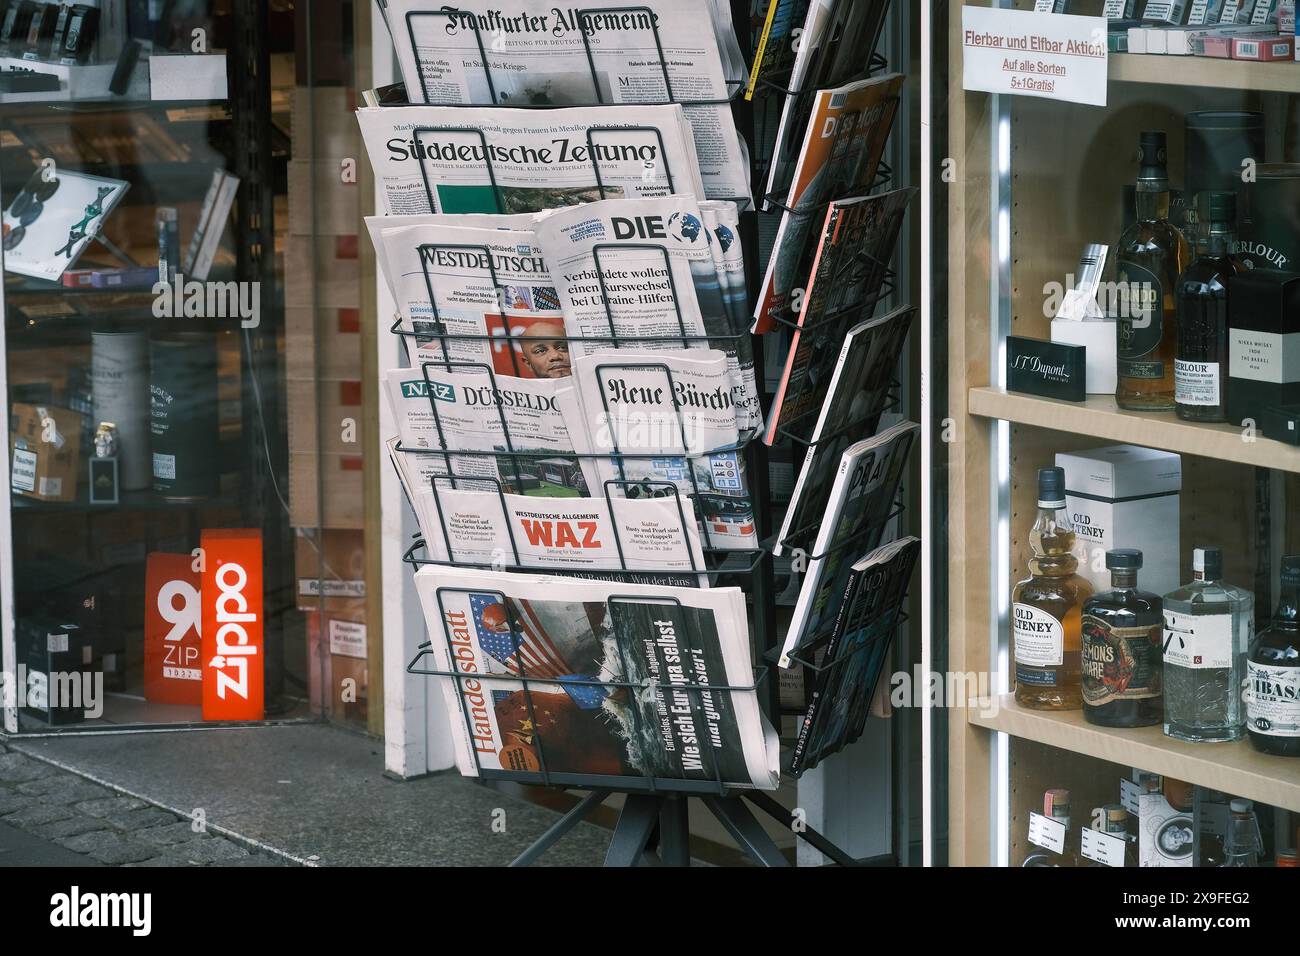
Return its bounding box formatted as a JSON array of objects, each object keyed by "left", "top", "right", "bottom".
[
  {"left": 754, "top": 73, "right": 904, "bottom": 332},
  {"left": 413, "top": 564, "right": 780, "bottom": 788},
  {"left": 777, "top": 306, "right": 915, "bottom": 546},
  {"left": 383, "top": 365, "right": 598, "bottom": 496},
  {"left": 790, "top": 536, "right": 918, "bottom": 776},
  {"left": 380, "top": 0, "right": 751, "bottom": 207},
  {"left": 417, "top": 483, "right": 708, "bottom": 584},
  {"left": 533, "top": 195, "right": 762, "bottom": 432},
  {"left": 763, "top": 0, "right": 894, "bottom": 203},
  {"left": 569, "top": 350, "right": 757, "bottom": 551},
  {"left": 372, "top": 221, "right": 578, "bottom": 379},
  {"left": 764, "top": 190, "right": 915, "bottom": 443},
  {"left": 745, "top": 0, "right": 813, "bottom": 99},
  {"left": 357, "top": 104, "right": 705, "bottom": 216},
  {"left": 778, "top": 420, "right": 917, "bottom": 666}
]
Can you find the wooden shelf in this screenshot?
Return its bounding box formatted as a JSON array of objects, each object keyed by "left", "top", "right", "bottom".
[
  {"left": 968, "top": 386, "right": 1300, "bottom": 473},
  {"left": 970, "top": 694, "right": 1300, "bottom": 812},
  {"left": 1109, "top": 53, "right": 1300, "bottom": 93}
]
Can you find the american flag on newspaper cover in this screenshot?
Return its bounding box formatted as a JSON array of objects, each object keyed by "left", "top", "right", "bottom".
[{"left": 469, "top": 592, "right": 573, "bottom": 680}]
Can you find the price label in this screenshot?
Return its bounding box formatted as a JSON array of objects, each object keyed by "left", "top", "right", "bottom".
[
  {"left": 1120, "top": 778, "right": 1141, "bottom": 815},
  {"left": 1027, "top": 811, "right": 1067, "bottom": 853},
  {"left": 1080, "top": 827, "right": 1127, "bottom": 867}
]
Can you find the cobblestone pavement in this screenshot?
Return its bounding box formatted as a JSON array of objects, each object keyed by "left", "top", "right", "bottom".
[{"left": 0, "top": 740, "right": 295, "bottom": 867}]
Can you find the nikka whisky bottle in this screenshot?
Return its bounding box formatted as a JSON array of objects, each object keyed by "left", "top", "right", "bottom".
[
  {"left": 1116, "top": 131, "right": 1190, "bottom": 411},
  {"left": 1012, "top": 467, "right": 1093, "bottom": 710}
]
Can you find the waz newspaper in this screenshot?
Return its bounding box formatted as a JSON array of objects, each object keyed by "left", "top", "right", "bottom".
[
  {"left": 358, "top": 104, "right": 705, "bottom": 216},
  {"left": 372, "top": 219, "right": 577, "bottom": 379},
  {"left": 533, "top": 195, "right": 762, "bottom": 433},
  {"left": 569, "top": 349, "right": 758, "bottom": 550},
  {"left": 414, "top": 564, "right": 779, "bottom": 788},
  {"left": 380, "top": 0, "right": 751, "bottom": 206}
]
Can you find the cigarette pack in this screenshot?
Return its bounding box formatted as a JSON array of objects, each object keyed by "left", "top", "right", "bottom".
[{"left": 1231, "top": 32, "right": 1295, "bottom": 55}]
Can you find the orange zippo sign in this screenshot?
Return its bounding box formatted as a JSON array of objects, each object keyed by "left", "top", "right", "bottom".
[{"left": 201, "top": 528, "right": 264, "bottom": 721}]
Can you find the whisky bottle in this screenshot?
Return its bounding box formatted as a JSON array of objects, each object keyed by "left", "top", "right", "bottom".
[
  {"left": 1081, "top": 549, "right": 1164, "bottom": 728},
  {"left": 1116, "top": 131, "right": 1191, "bottom": 411},
  {"left": 1246, "top": 555, "right": 1300, "bottom": 757},
  {"left": 1174, "top": 192, "right": 1248, "bottom": 422},
  {"left": 1162, "top": 546, "right": 1253, "bottom": 742},
  {"left": 1012, "top": 467, "right": 1093, "bottom": 710},
  {"left": 1023, "top": 788, "right": 1080, "bottom": 868}
]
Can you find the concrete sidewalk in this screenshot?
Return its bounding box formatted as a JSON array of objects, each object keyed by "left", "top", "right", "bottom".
[{"left": 5, "top": 724, "right": 610, "bottom": 866}]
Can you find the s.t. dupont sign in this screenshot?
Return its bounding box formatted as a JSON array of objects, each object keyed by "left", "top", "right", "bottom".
[
  {"left": 201, "top": 529, "right": 264, "bottom": 720},
  {"left": 962, "top": 6, "right": 1109, "bottom": 108}
]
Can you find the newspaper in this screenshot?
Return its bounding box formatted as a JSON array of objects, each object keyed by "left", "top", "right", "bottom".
[
  {"left": 380, "top": 0, "right": 751, "bottom": 206},
  {"left": 754, "top": 73, "right": 904, "bottom": 332},
  {"left": 357, "top": 104, "right": 706, "bottom": 216},
  {"left": 365, "top": 211, "right": 546, "bottom": 303},
  {"left": 414, "top": 564, "right": 779, "bottom": 788},
  {"left": 417, "top": 484, "right": 708, "bottom": 584},
  {"left": 533, "top": 195, "right": 763, "bottom": 433},
  {"left": 569, "top": 350, "right": 758, "bottom": 550},
  {"left": 700, "top": 200, "right": 750, "bottom": 343},
  {"left": 383, "top": 365, "right": 599, "bottom": 496},
  {"left": 372, "top": 220, "right": 578, "bottom": 380}
]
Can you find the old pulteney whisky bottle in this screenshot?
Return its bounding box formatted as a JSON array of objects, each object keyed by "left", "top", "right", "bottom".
[
  {"left": 1116, "top": 131, "right": 1190, "bottom": 411},
  {"left": 1012, "top": 467, "right": 1093, "bottom": 710},
  {"left": 1246, "top": 555, "right": 1300, "bottom": 758},
  {"left": 1081, "top": 549, "right": 1164, "bottom": 728}
]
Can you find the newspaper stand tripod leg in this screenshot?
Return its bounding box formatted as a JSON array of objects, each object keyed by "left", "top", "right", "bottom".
[
  {"left": 509, "top": 789, "right": 612, "bottom": 868},
  {"left": 604, "top": 794, "right": 664, "bottom": 867},
  {"left": 740, "top": 791, "right": 858, "bottom": 867},
  {"left": 701, "top": 796, "right": 791, "bottom": 868}
]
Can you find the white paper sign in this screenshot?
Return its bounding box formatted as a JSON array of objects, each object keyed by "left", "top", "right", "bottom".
[
  {"left": 1081, "top": 827, "right": 1128, "bottom": 867},
  {"left": 962, "top": 7, "right": 1109, "bottom": 107},
  {"left": 1120, "top": 778, "right": 1142, "bottom": 814},
  {"left": 1028, "top": 811, "right": 1067, "bottom": 853}
]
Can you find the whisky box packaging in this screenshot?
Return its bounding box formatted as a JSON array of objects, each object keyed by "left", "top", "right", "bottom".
[
  {"left": 1138, "top": 774, "right": 1194, "bottom": 867},
  {"left": 1226, "top": 269, "right": 1300, "bottom": 427},
  {"left": 8, "top": 403, "right": 83, "bottom": 502},
  {"left": 19, "top": 617, "right": 92, "bottom": 726},
  {"left": 1056, "top": 445, "right": 1183, "bottom": 596},
  {"left": 1240, "top": 164, "right": 1300, "bottom": 272}
]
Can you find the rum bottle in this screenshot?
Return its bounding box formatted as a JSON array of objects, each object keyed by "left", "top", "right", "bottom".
[
  {"left": 1247, "top": 555, "right": 1300, "bottom": 757},
  {"left": 1012, "top": 467, "right": 1093, "bottom": 710},
  {"left": 1116, "top": 131, "right": 1190, "bottom": 411},
  {"left": 1162, "top": 546, "right": 1253, "bottom": 742},
  {"left": 1081, "top": 549, "right": 1164, "bottom": 727},
  {"left": 1174, "top": 191, "right": 1248, "bottom": 422}
]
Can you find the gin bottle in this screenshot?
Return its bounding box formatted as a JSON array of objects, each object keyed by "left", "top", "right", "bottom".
[
  {"left": 1162, "top": 546, "right": 1253, "bottom": 742},
  {"left": 1246, "top": 555, "right": 1300, "bottom": 757}
]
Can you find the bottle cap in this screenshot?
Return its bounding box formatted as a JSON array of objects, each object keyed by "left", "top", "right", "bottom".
[
  {"left": 1230, "top": 798, "right": 1252, "bottom": 813},
  {"left": 1037, "top": 467, "right": 1066, "bottom": 509},
  {"left": 1281, "top": 555, "right": 1300, "bottom": 587},
  {"left": 1203, "top": 191, "right": 1237, "bottom": 225},
  {"left": 1044, "top": 788, "right": 1070, "bottom": 818},
  {"left": 1137, "top": 131, "right": 1169, "bottom": 182},
  {"left": 1106, "top": 549, "right": 1143, "bottom": 572},
  {"left": 1277, "top": 849, "right": 1298, "bottom": 867},
  {"left": 1193, "top": 546, "right": 1223, "bottom": 581}
]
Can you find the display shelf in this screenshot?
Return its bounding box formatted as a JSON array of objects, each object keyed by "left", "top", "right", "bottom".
[
  {"left": 1109, "top": 53, "right": 1300, "bottom": 94},
  {"left": 968, "top": 386, "right": 1300, "bottom": 475},
  {"left": 12, "top": 490, "right": 238, "bottom": 513},
  {"left": 969, "top": 694, "right": 1300, "bottom": 814}
]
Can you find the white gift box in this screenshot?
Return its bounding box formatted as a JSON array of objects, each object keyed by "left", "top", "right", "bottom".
[{"left": 1051, "top": 317, "right": 1117, "bottom": 394}]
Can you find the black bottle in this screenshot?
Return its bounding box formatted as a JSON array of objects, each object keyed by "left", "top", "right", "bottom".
[
  {"left": 1247, "top": 556, "right": 1300, "bottom": 757},
  {"left": 1081, "top": 549, "right": 1164, "bottom": 727}
]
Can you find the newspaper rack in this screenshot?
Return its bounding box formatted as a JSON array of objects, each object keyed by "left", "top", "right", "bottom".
[{"left": 383, "top": 5, "right": 910, "bottom": 866}]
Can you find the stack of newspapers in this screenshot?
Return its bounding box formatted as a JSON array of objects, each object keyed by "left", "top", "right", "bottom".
[{"left": 365, "top": 0, "right": 778, "bottom": 789}]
